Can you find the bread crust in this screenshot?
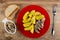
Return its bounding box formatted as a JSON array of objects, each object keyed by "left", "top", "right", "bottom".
[{"left": 5, "top": 4, "right": 19, "bottom": 19}]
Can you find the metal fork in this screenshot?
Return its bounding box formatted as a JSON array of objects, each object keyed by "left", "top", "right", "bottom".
[{"left": 51, "top": 4, "right": 57, "bottom": 36}]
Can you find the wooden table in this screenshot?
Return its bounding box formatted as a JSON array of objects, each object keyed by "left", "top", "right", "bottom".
[{"left": 0, "top": 0, "right": 60, "bottom": 40}]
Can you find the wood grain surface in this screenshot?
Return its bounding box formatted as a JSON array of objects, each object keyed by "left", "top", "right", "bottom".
[{"left": 0, "top": 0, "right": 60, "bottom": 40}]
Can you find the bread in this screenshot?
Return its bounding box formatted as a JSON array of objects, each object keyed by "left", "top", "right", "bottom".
[{"left": 5, "top": 5, "right": 19, "bottom": 19}]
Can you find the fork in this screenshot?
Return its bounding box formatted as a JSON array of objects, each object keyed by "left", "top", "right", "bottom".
[{"left": 51, "top": 4, "right": 57, "bottom": 36}]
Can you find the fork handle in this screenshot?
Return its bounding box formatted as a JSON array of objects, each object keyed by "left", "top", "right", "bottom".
[{"left": 51, "top": 23, "right": 54, "bottom": 36}]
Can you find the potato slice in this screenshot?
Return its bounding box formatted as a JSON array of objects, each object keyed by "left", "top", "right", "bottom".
[
  {"left": 23, "top": 17, "right": 31, "bottom": 23},
  {"left": 23, "top": 11, "right": 29, "bottom": 20},
  {"left": 31, "top": 16, "right": 36, "bottom": 24},
  {"left": 23, "top": 22, "right": 32, "bottom": 27},
  {"left": 29, "top": 10, "right": 35, "bottom": 17},
  {"left": 30, "top": 24, "right": 34, "bottom": 34},
  {"left": 35, "top": 15, "right": 41, "bottom": 20},
  {"left": 24, "top": 26, "right": 31, "bottom": 30},
  {"left": 35, "top": 11, "right": 41, "bottom": 16}
]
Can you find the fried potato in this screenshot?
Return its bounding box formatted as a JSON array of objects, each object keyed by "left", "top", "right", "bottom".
[{"left": 23, "top": 10, "right": 45, "bottom": 34}]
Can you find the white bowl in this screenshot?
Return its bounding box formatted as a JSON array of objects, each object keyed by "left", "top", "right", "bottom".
[{"left": 2, "top": 18, "right": 16, "bottom": 34}]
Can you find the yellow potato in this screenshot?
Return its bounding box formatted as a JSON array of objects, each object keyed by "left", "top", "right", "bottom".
[
  {"left": 24, "top": 26, "right": 32, "bottom": 30},
  {"left": 30, "top": 24, "right": 34, "bottom": 34},
  {"left": 35, "top": 14, "right": 45, "bottom": 20},
  {"left": 23, "top": 10, "right": 45, "bottom": 34},
  {"left": 29, "top": 10, "right": 35, "bottom": 17},
  {"left": 31, "top": 16, "right": 36, "bottom": 24},
  {"left": 23, "top": 17, "right": 31, "bottom": 23},
  {"left": 24, "top": 24, "right": 34, "bottom": 31},
  {"left": 41, "top": 15, "right": 45, "bottom": 19},
  {"left": 35, "top": 15, "right": 41, "bottom": 20},
  {"left": 23, "top": 11, "right": 29, "bottom": 20},
  {"left": 23, "top": 22, "right": 32, "bottom": 27},
  {"left": 35, "top": 11, "right": 41, "bottom": 16}
]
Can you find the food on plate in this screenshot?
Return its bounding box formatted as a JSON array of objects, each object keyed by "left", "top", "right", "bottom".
[
  {"left": 29, "top": 10, "right": 35, "bottom": 17},
  {"left": 23, "top": 22, "right": 32, "bottom": 27},
  {"left": 24, "top": 24, "right": 34, "bottom": 34},
  {"left": 5, "top": 4, "right": 19, "bottom": 19},
  {"left": 23, "top": 12, "right": 31, "bottom": 23},
  {"left": 22, "top": 10, "right": 45, "bottom": 34},
  {"left": 30, "top": 24, "right": 34, "bottom": 34},
  {"left": 31, "top": 16, "right": 36, "bottom": 24},
  {"left": 35, "top": 18, "right": 45, "bottom": 33}
]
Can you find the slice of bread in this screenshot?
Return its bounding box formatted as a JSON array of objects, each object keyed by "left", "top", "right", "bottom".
[
  {"left": 5, "top": 5, "right": 19, "bottom": 19},
  {"left": 7, "top": 8, "right": 19, "bottom": 19}
]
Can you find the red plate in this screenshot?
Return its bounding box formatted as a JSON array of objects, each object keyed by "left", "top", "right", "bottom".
[{"left": 16, "top": 5, "right": 50, "bottom": 38}]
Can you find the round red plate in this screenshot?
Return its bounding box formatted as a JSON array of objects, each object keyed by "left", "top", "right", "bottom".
[{"left": 16, "top": 5, "right": 50, "bottom": 38}]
